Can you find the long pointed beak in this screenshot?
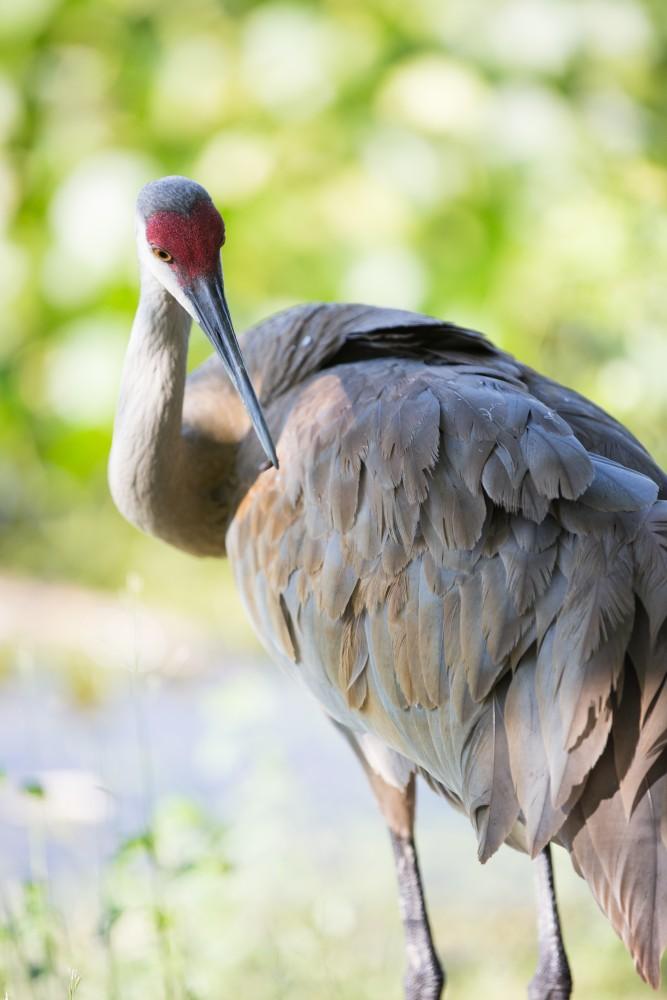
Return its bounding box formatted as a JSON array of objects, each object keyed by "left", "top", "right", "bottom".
[{"left": 186, "top": 272, "right": 279, "bottom": 469}]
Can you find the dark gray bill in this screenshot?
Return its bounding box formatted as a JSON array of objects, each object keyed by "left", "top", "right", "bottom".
[{"left": 186, "top": 272, "right": 279, "bottom": 469}]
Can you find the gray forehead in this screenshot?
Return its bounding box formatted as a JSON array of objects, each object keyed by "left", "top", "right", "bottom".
[{"left": 137, "top": 176, "right": 211, "bottom": 219}]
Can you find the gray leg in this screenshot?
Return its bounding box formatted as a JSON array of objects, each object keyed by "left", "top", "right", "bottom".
[
  {"left": 528, "top": 845, "right": 572, "bottom": 1000},
  {"left": 390, "top": 830, "right": 445, "bottom": 1000},
  {"left": 331, "top": 724, "right": 444, "bottom": 999}
]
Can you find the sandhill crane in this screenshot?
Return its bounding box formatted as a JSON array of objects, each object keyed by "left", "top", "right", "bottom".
[{"left": 110, "top": 176, "right": 667, "bottom": 999}]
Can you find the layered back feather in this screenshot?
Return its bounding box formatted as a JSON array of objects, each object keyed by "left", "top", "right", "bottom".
[{"left": 212, "top": 304, "right": 667, "bottom": 987}]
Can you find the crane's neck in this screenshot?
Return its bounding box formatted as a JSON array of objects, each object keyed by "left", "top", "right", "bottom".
[
  {"left": 111, "top": 259, "right": 272, "bottom": 556},
  {"left": 109, "top": 268, "right": 195, "bottom": 544}
]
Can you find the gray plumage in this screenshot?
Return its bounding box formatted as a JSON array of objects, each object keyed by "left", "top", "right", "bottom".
[
  {"left": 136, "top": 175, "right": 211, "bottom": 220},
  {"left": 222, "top": 304, "right": 667, "bottom": 987},
  {"left": 112, "top": 214, "right": 667, "bottom": 991}
]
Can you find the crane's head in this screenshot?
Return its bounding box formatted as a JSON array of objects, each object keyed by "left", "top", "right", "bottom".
[{"left": 136, "top": 175, "right": 278, "bottom": 469}]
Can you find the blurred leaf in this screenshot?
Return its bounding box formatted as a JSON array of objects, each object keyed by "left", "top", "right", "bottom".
[{"left": 21, "top": 780, "right": 45, "bottom": 798}]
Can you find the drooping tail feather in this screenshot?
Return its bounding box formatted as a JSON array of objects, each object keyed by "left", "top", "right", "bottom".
[
  {"left": 503, "top": 499, "right": 667, "bottom": 986},
  {"left": 559, "top": 735, "right": 667, "bottom": 987}
]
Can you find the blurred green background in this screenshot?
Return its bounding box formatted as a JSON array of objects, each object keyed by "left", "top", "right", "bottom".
[{"left": 1, "top": 0, "right": 666, "bottom": 997}]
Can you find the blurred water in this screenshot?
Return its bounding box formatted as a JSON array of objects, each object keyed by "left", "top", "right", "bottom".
[
  {"left": 0, "top": 655, "right": 657, "bottom": 997},
  {"left": 0, "top": 656, "right": 528, "bottom": 906}
]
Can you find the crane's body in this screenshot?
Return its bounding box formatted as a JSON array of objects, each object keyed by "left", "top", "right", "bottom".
[{"left": 111, "top": 177, "right": 667, "bottom": 996}]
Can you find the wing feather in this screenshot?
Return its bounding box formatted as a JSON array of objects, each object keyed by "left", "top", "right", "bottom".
[
  {"left": 223, "top": 304, "right": 667, "bottom": 981},
  {"left": 505, "top": 654, "right": 567, "bottom": 855}
]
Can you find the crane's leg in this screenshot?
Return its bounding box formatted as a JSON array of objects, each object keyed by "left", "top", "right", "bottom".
[
  {"left": 388, "top": 799, "right": 445, "bottom": 1000},
  {"left": 333, "top": 725, "right": 444, "bottom": 1000},
  {"left": 528, "top": 845, "right": 572, "bottom": 1000}
]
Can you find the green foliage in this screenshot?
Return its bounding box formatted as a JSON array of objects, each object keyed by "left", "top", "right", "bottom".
[
  {"left": 20, "top": 781, "right": 45, "bottom": 799},
  {"left": 0, "top": 790, "right": 660, "bottom": 998},
  {"left": 1, "top": 0, "right": 666, "bottom": 601}
]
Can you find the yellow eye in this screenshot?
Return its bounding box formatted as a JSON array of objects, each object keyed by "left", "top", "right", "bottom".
[{"left": 151, "top": 246, "right": 173, "bottom": 263}]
